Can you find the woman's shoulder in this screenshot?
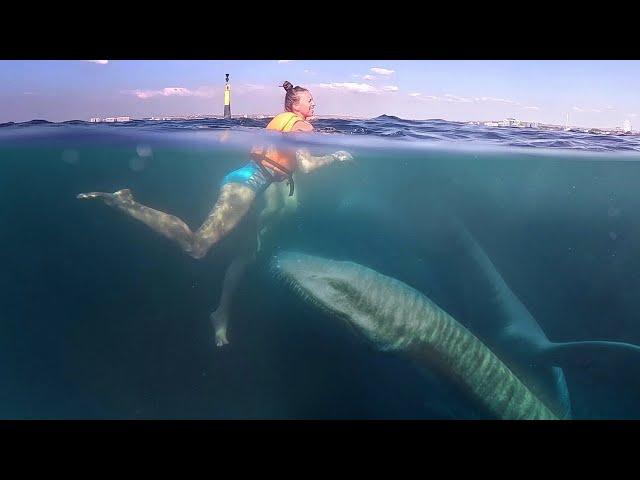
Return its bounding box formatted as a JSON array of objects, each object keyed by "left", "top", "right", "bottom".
[
  {"left": 267, "top": 112, "right": 311, "bottom": 132},
  {"left": 290, "top": 120, "right": 313, "bottom": 132}
]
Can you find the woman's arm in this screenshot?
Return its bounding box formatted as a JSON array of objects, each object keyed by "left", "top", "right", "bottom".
[
  {"left": 291, "top": 120, "right": 314, "bottom": 132},
  {"left": 296, "top": 149, "right": 353, "bottom": 174}
]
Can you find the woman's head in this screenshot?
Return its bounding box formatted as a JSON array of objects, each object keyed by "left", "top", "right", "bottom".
[{"left": 282, "top": 81, "right": 315, "bottom": 119}]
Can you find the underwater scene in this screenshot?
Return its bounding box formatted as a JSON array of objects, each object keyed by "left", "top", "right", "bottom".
[{"left": 2, "top": 116, "right": 640, "bottom": 420}]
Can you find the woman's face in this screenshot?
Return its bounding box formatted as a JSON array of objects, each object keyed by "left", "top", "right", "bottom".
[{"left": 293, "top": 91, "right": 315, "bottom": 119}]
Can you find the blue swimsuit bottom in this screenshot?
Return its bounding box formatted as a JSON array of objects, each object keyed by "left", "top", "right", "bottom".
[{"left": 220, "top": 161, "right": 273, "bottom": 194}]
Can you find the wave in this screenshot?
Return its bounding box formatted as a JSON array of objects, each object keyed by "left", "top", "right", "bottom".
[{"left": 1, "top": 116, "right": 639, "bottom": 153}]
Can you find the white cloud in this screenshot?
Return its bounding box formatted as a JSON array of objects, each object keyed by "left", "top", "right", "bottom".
[
  {"left": 573, "top": 106, "right": 602, "bottom": 113},
  {"left": 628, "top": 113, "right": 637, "bottom": 117},
  {"left": 411, "top": 94, "right": 442, "bottom": 101},
  {"left": 475, "top": 96, "right": 514, "bottom": 104},
  {"left": 146, "top": 87, "right": 192, "bottom": 98},
  {"left": 277, "top": 60, "right": 292, "bottom": 63},
  {"left": 317, "top": 82, "right": 379, "bottom": 93},
  {"left": 128, "top": 86, "right": 218, "bottom": 99},
  {"left": 474, "top": 96, "right": 539, "bottom": 110},
  {"left": 443, "top": 94, "right": 473, "bottom": 103},
  {"left": 86, "top": 60, "right": 109, "bottom": 65},
  {"left": 370, "top": 67, "right": 394, "bottom": 75},
  {"left": 127, "top": 83, "right": 273, "bottom": 100},
  {"left": 316, "top": 82, "right": 399, "bottom": 94},
  {"left": 363, "top": 74, "right": 375, "bottom": 81},
  {"left": 243, "top": 83, "right": 266, "bottom": 91},
  {"left": 161, "top": 87, "right": 192, "bottom": 96},
  {"left": 408, "top": 92, "right": 538, "bottom": 110}
]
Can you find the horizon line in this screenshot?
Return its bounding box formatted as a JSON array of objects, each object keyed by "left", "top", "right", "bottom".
[{"left": 2, "top": 114, "right": 635, "bottom": 133}]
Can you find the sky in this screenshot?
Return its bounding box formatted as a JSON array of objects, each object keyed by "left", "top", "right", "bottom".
[{"left": 0, "top": 60, "right": 638, "bottom": 129}]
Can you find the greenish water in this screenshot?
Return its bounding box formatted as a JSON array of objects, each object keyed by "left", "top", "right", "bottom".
[{"left": 2, "top": 122, "right": 640, "bottom": 419}]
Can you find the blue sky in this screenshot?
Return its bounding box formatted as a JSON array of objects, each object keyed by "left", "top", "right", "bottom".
[{"left": 1, "top": 60, "right": 638, "bottom": 128}]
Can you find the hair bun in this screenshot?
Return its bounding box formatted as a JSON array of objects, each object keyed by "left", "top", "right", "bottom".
[{"left": 282, "top": 81, "right": 294, "bottom": 92}]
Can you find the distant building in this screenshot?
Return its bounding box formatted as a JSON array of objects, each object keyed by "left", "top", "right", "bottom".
[
  {"left": 623, "top": 119, "right": 632, "bottom": 133},
  {"left": 497, "top": 118, "right": 518, "bottom": 127},
  {"left": 103, "top": 117, "right": 130, "bottom": 123},
  {"left": 89, "top": 117, "right": 101, "bottom": 123}
]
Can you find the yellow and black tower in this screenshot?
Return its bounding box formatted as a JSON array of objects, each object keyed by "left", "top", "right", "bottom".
[{"left": 223, "top": 73, "right": 231, "bottom": 119}]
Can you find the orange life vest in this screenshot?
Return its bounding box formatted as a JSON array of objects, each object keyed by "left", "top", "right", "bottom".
[{"left": 250, "top": 112, "right": 304, "bottom": 180}]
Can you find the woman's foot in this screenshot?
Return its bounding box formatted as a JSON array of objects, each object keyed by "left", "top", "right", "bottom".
[
  {"left": 214, "top": 329, "right": 229, "bottom": 347},
  {"left": 77, "top": 188, "right": 134, "bottom": 207},
  {"left": 210, "top": 309, "right": 230, "bottom": 347}
]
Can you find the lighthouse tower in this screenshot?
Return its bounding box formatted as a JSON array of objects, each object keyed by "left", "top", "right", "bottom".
[{"left": 224, "top": 73, "right": 231, "bottom": 119}]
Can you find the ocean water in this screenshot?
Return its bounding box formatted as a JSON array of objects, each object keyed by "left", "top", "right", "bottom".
[{"left": 2, "top": 116, "right": 640, "bottom": 420}]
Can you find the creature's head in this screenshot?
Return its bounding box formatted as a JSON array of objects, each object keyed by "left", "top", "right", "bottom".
[{"left": 270, "top": 251, "right": 410, "bottom": 351}]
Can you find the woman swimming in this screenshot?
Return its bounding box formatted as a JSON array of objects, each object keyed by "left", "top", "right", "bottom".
[{"left": 77, "top": 81, "right": 353, "bottom": 346}]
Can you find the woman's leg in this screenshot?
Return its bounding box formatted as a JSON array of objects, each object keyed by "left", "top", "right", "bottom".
[
  {"left": 77, "top": 183, "right": 257, "bottom": 259},
  {"left": 209, "top": 210, "right": 259, "bottom": 347},
  {"left": 209, "top": 249, "right": 256, "bottom": 347},
  {"left": 256, "top": 178, "right": 298, "bottom": 251},
  {"left": 257, "top": 183, "right": 284, "bottom": 251}
]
